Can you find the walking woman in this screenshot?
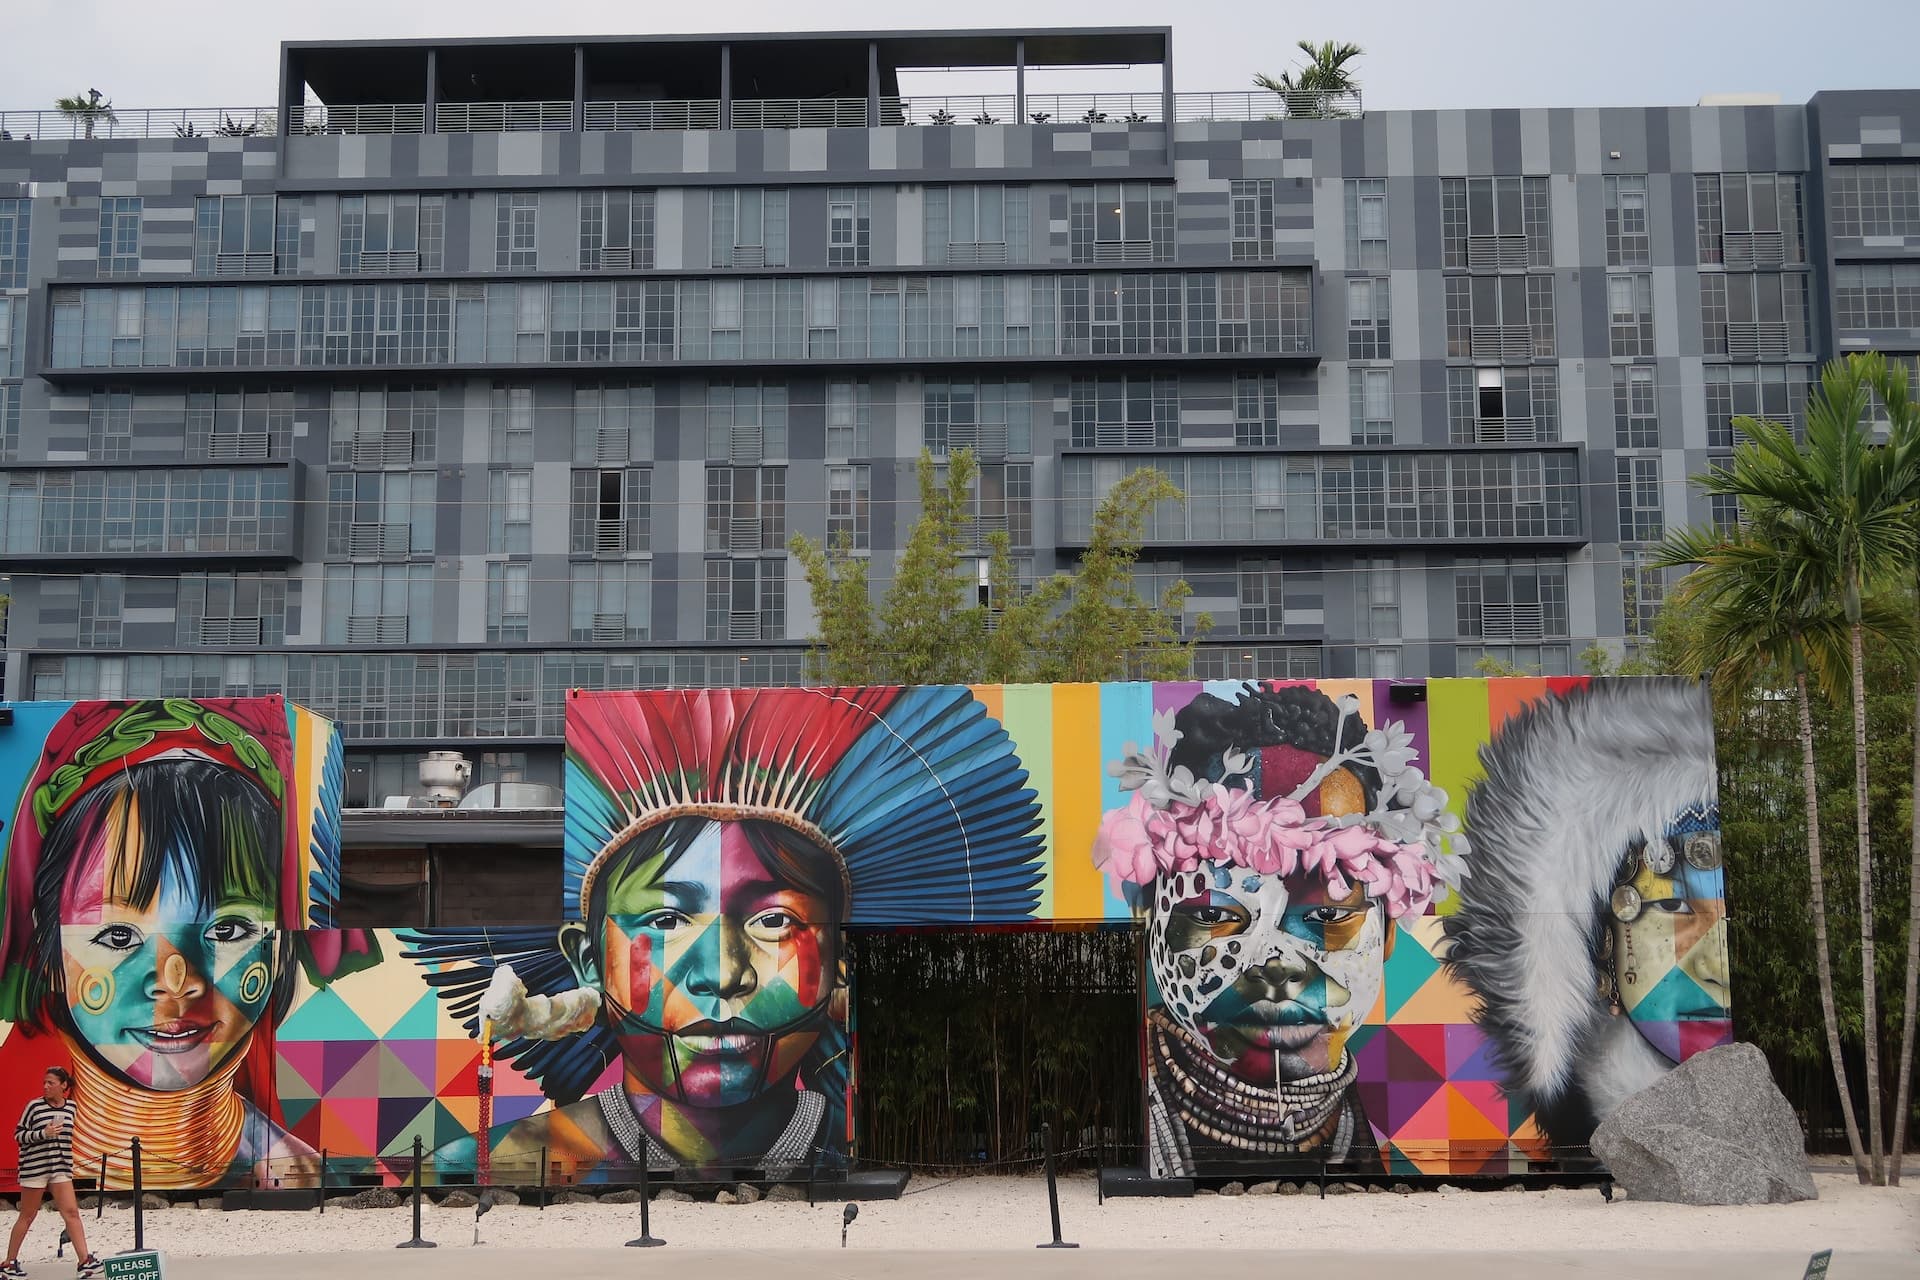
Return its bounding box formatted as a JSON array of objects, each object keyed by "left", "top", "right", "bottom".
[{"left": 4, "top": 1067, "right": 101, "bottom": 1278}]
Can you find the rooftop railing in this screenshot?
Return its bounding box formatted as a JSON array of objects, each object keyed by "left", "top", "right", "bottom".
[{"left": 0, "top": 89, "right": 1363, "bottom": 140}]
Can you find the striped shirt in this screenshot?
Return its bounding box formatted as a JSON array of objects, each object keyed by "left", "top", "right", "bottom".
[{"left": 15, "top": 1099, "right": 76, "bottom": 1180}]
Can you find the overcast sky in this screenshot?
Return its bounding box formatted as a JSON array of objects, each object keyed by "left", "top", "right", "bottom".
[{"left": 1, "top": 0, "right": 1915, "bottom": 113}]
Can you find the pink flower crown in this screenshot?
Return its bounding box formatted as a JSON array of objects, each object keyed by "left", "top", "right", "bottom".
[{"left": 1092, "top": 696, "right": 1470, "bottom": 921}]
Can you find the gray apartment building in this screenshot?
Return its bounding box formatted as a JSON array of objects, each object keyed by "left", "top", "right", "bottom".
[{"left": 1, "top": 28, "right": 1916, "bottom": 805}]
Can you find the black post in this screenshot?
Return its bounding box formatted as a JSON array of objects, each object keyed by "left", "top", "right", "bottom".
[
  {"left": 319, "top": 1149, "right": 327, "bottom": 1214},
  {"left": 625, "top": 1152, "right": 663, "bottom": 1247},
  {"left": 806, "top": 1144, "right": 817, "bottom": 1208},
  {"left": 1094, "top": 1130, "right": 1105, "bottom": 1208},
  {"left": 131, "top": 1138, "right": 144, "bottom": 1253},
  {"left": 537, "top": 1146, "right": 547, "bottom": 1210},
  {"left": 1036, "top": 1122, "right": 1077, "bottom": 1249},
  {"left": 96, "top": 1151, "right": 106, "bottom": 1219},
  {"left": 396, "top": 1135, "right": 436, "bottom": 1249}
]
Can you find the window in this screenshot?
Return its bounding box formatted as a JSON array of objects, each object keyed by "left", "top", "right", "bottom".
[
  {"left": 1622, "top": 550, "right": 1666, "bottom": 640},
  {"left": 324, "top": 563, "right": 433, "bottom": 645},
  {"left": 925, "top": 186, "right": 1030, "bottom": 265},
  {"left": 327, "top": 385, "right": 437, "bottom": 467},
  {"left": 706, "top": 466, "right": 787, "bottom": 552},
  {"left": 494, "top": 194, "right": 538, "bottom": 271},
  {"left": 1355, "top": 557, "right": 1400, "bottom": 639},
  {"left": 1236, "top": 372, "right": 1279, "bottom": 447},
  {"left": 712, "top": 189, "right": 788, "bottom": 268},
  {"left": 1455, "top": 557, "right": 1570, "bottom": 648},
  {"left": 73, "top": 574, "right": 124, "bottom": 648},
  {"left": 706, "top": 559, "right": 785, "bottom": 641},
  {"left": 1237, "top": 557, "right": 1286, "bottom": 635},
  {"left": 827, "top": 464, "right": 871, "bottom": 549},
  {"left": 194, "top": 196, "right": 293, "bottom": 276},
  {"left": 1617, "top": 455, "right": 1664, "bottom": 542},
  {"left": 828, "top": 187, "right": 870, "bottom": 267},
  {"left": 1695, "top": 173, "right": 1805, "bottom": 265},
  {"left": 97, "top": 197, "right": 141, "bottom": 276},
  {"left": 1701, "top": 272, "right": 1811, "bottom": 357},
  {"left": 948, "top": 461, "right": 1033, "bottom": 550},
  {"left": 0, "top": 384, "right": 18, "bottom": 461},
  {"left": 1608, "top": 273, "right": 1654, "bottom": 357},
  {"left": 1192, "top": 646, "right": 1322, "bottom": 681},
  {"left": 1070, "top": 374, "right": 1178, "bottom": 447},
  {"left": 1069, "top": 183, "right": 1174, "bottom": 262},
  {"left": 88, "top": 389, "right": 133, "bottom": 461},
  {"left": 1235, "top": 180, "right": 1278, "bottom": 261},
  {"left": 924, "top": 379, "right": 1032, "bottom": 457},
  {"left": 826, "top": 381, "right": 870, "bottom": 459},
  {"left": 488, "top": 469, "right": 533, "bottom": 555},
  {"left": 338, "top": 194, "right": 444, "bottom": 273},
  {"left": 570, "top": 561, "right": 651, "bottom": 642},
  {"left": 325, "top": 470, "right": 436, "bottom": 558},
  {"left": 1344, "top": 178, "right": 1386, "bottom": 269},
  {"left": 1444, "top": 274, "right": 1554, "bottom": 359},
  {"left": 490, "top": 384, "right": 534, "bottom": 465},
  {"left": 1830, "top": 163, "right": 1920, "bottom": 239},
  {"left": 0, "top": 198, "right": 32, "bottom": 289},
  {"left": 579, "top": 190, "right": 656, "bottom": 270},
  {"left": 571, "top": 467, "right": 650, "bottom": 556},
  {"left": 0, "top": 294, "right": 19, "bottom": 380},
  {"left": 1613, "top": 365, "right": 1659, "bottom": 448},
  {"left": 176, "top": 572, "right": 286, "bottom": 647},
  {"left": 1439, "top": 177, "right": 1551, "bottom": 268},
  {"left": 1443, "top": 368, "right": 1551, "bottom": 443},
  {"left": 1705, "top": 364, "right": 1813, "bottom": 446},
  {"left": 486, "top": 562, "right": 531, "bottom": 642},
  {"left": 572, "top": 383, "right": 654, "bottom": 464},
  {"left": 1834, "top": 263, "right": 1920, "bottom": 331},
  {"left": 704, "top": 381, "right": 788, "bottom": 461},
  {"left": 1350, "top": 367, "right": 1393, "bottom": 445},
  {"left": 1347, "top": 277, "right": 1391, "bottom": 359},
  {"left": 1604, "top": 175, "right": 1650, "bottom": 266},
  {"left": 1707, "top": 454, "right": 1740, "bottom": 529}
]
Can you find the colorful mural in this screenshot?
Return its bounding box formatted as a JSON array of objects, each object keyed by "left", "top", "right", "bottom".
[{"left": 0, "top": 680, "right": 1731, "bottom": 1189}]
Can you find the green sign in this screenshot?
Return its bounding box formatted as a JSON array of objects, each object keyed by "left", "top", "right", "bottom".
[
  {"left": 101, "top": 1252, "right": 163, "bottom": 1280},
  {"left": 1803, "top": 1250, "right": 1832, "bottom": 1280}
]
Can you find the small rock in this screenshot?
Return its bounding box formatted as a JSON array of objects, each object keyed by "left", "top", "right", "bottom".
[
  {"left": 484, "top": 1188, "right": 521, "bottom": 1206},
  {"left": 1246, "top": 1181, "right": 1278, "bottom": 1196},
  {"left": 654, "top": 1188, "right": 693, "bottom": 1203},
  {"left": 733, "top": 1184, "right": 762, "bottom": 1204},
  {"left": 196, "top": 1197, "right": 223, "bottom": 1210},
  {"left": 140, "top": 1192, "right": 169, "bottom": 1210},
  {"left": 1194, "top": 1187, "right": 1217, "bottom": 1196},
  {"left": 600, "top": 1189, "right": 644, "bottom": 1204},
  {"left": 1392, "top": 1183, "right": 1414, "bottom": 1195},
  {"left": 1218, "top": 1181, "right": 1245, "bottom": 1197},
  {"left": 764, "top": 1185, "right": 805, "bottom": 1202},
  {"left": 1341, "top": 1182, "right": 1365, "bottom": 1194},
  {"left": 553, "top": 1190, "right": 596, "bottom": 1204},
  {"left": 437, "top": 1189, "right": 478, "bottom": 1208},
  {"left": 715, "top": 1190, "right": 738, "bottom": 1205},
  {"left": 1504, "top": 1183, "right": 1526, "bottom": 1193},
  {"left": 343, "top": 1187, "right": 401, "bottom": 1209},
  {"left": 1435, "top": 1183, "right": 1464, "bottom": 1196},
  {"left": 1364, "top": 1183, "right": 1384, "bottom": 1194},
  {"left": 324, "top": 1195, "right": 356, "bottom": 1208},
  {"left": 1322, "top": 1183, "right": 1349, "bottom": 1196}
]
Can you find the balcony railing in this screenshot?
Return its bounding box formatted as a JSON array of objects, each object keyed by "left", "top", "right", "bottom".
[{"left": 3, "top": 88, "right": 1365, "bottom": 141}]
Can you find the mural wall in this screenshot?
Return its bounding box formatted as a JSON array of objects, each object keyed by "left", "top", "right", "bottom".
[{"left": 0, "top": 680, "right": 1731, "bottom": 1188}]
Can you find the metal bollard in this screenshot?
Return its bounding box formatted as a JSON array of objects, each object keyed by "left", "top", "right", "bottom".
[
  {"left": 1036, "top": 1122, "right": 1077, "bottom": 1249},
  {"left": 395, "top": 1134, "right": 436, "bottom": 1249},
  {"left": 96, "top": 1152, "right": 106, "bottom": 1219},
  {"left": 131, "top": 1139, "right": 145, "bottom": 1252},
  {"left": 537, "top": 1145, "right": 547, "bottom": 1210},
  {"left": 625, "top": 1153, "right": 663, "bottom": 1248},
  {"left": 318, "top": 1149, "right": 328, "bottom": 1215}
]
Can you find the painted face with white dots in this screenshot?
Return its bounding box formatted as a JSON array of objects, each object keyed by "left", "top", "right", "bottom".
[{"left": 1149, "top": 862, "right": 1389, "bottom": 1085}]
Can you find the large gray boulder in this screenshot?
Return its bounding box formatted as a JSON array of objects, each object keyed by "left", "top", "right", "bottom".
[{"left": 1591, "top": 1042, "right": 1816, "bottom": 1204}]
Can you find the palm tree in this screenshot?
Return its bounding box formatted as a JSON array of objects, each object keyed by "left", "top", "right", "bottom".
[
  {"left": 1254, "top": 40, "right": 1362, "bottom": 119},
  {"left": 1654, "top": 513, "right": 1896, "bottom": 1183},
  {"left": 53, "top": 88, "right": 115, "bottom": 140},
  {"left": 1690, "top": 353, "right": 1920, "bottom": 1185},
  {"left": 1870, "top": 356, "right": 1920, "bottom": 1185}
]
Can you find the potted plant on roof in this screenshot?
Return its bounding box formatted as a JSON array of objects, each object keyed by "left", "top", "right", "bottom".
[{"left": 55, "top": 88, "right": 116, "bottom": 139}]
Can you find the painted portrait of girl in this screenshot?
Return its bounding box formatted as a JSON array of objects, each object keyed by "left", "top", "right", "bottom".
[
  {"left": 405, "top": 685, "right": 1047, "bottom": 1179},
  {"left": 0, "top": 697, "right": 362, "bottom": 1189}
]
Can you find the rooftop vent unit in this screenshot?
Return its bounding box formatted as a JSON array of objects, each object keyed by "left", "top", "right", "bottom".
[{"left": 419, "top": 751, "right": 472, "bottom": 807}]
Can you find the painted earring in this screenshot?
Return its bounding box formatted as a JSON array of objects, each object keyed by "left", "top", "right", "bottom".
[
  {"left": 78, "top": 969, "right": 115, "bottom": 1015},
  {"left": 237, "top": 961, "right": 271, "bottom": 1005}
]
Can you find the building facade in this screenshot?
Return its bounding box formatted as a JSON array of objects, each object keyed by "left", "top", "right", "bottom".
[{"left": 1, "top": 29, "right": 1916, "bottom": 803}]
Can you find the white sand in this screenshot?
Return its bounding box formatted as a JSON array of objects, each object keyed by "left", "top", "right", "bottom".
[{"left": 12, "top": 1173, "right": 1915, "bottom": 1259}]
